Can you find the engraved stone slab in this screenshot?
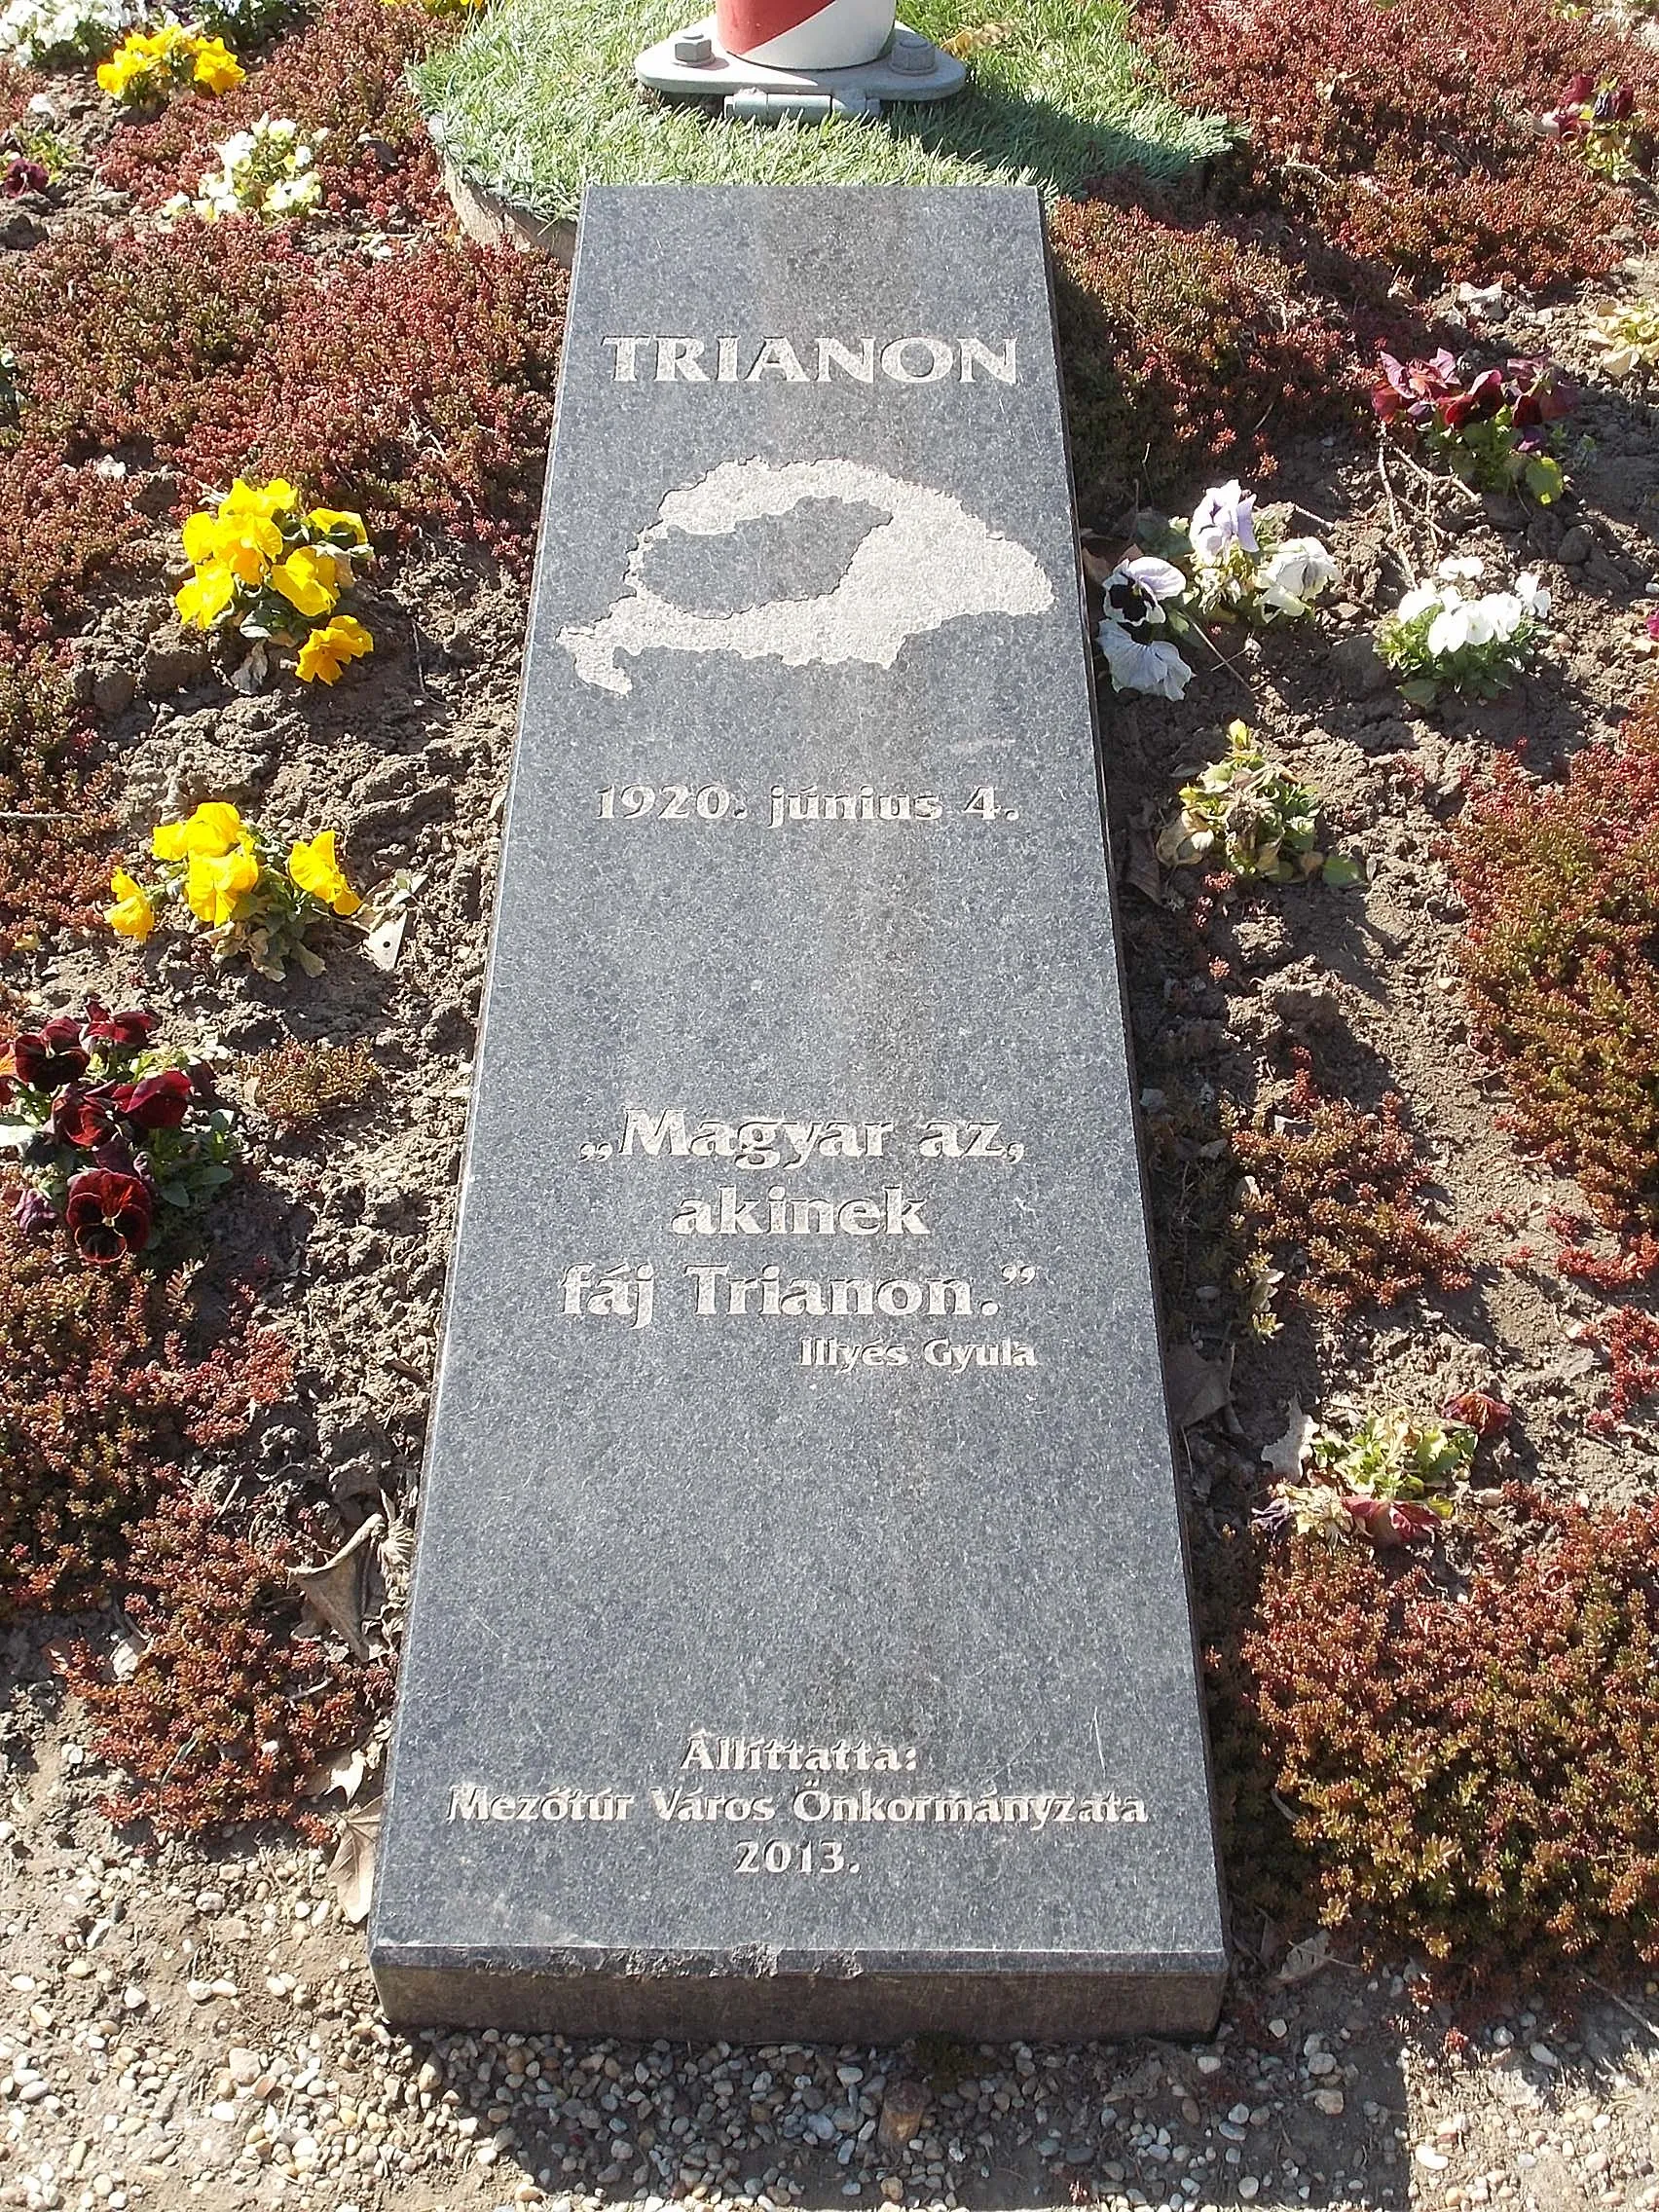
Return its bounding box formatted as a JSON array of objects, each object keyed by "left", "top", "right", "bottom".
[{"left": 369, "top": 183, "right": 1228, "bottom": 2042}]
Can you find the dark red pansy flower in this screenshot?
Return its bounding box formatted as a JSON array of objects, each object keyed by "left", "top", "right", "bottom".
[
  {"left": 63, "top": 1167, "right": 152, "bottom": 1264},
  {"left": 1506, "top": 360, "right": 1573, "bottom": 427},
  {"left": 13, "top": 1029, "right": 91, "bottom": 1088},
  {"left": 1563, "top": 70, "right": 1595, "bottom": 105},
  {"left": 1463, "top": 367, "right": 1506, "bottom": 419},
  {"left": 12, "top": 1187, "right": 56, "bottom": 1235},
  {"left": 1370, "top": 351, "right": 1412, "bottom": 420},
  {"left": 1, "top": 156, "right": 46, "bottom": 198},
  {"left": 114, "top": 1069, "right": 193, "bottom": 1131},
  {"left": 187, "top": 1060, "right": 220, "bottom": 1107},
  {"left": 1372, "top": 348, "right": 1461, "bottom": 424},
  {"left": 90, "top": 1122, "right": 138, "bottom": 1171},
  {"left": 52, "top": 1082, "right": 116, "bottom": 1148},
  {"left": 83, "top": 999, "right": 161, "bottom": 1048}
]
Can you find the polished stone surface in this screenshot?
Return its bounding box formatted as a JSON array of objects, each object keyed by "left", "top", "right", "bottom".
[{"left": 369, "top": 184, "right": 1227, "bottom": 2041}]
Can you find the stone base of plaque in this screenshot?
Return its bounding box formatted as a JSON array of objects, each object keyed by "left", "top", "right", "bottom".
[{"left": 372, "top": 1954, "right": 1227, "bottom": 2043}]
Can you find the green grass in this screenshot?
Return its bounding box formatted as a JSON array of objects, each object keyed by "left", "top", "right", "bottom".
[{"left": 414, "top": 0, "right": 1234, "bottom": 223}]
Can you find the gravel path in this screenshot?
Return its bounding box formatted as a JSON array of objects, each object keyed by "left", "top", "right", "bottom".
[{"left": 4, "top": 1641, "right": 1658, "bottom": 2212}]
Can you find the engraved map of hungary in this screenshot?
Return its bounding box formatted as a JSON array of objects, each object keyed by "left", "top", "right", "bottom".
[{"left": 558, "top": 458, "right": 1055, "bottom": 697}]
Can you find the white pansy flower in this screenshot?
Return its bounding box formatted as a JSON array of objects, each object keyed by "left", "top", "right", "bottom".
[
  {"left": 1101, "top": 554, "right": 1187, "bottom": 631},
  {"left": 1189, "top": 479, "right": 1259, "bottom": 565},
  {"left": 1097, "top": 622, "right": 1193, "bottom": 700},
  {"left": 1427, "top": 597, "right": 1497, "bottom": 657},
  {"left": 1487, "top": 590, "right": 1542, "bottom": 643},
  {"left": 1515, "top": 571, "right": 1551, "bottom": 619},
  {"left": 192, "top": 113, "right": 321, "bottom": 223},
  {"left": 0, "top": 0, "right": 124, "bottom": 63},
  {"left": 1257, "top": 535, "right": 1339, "bottom": 616},
  {"left": 1436, "top": 555, "right": 1487, "bottom": 583},
  {"left": 1397, "top": 583, "right": 1443, "bottom": 621}
]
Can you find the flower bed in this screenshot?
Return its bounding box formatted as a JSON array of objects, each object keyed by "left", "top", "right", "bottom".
[{"left": 0, "top": 0, "right": 1656, "bottom": 2164}]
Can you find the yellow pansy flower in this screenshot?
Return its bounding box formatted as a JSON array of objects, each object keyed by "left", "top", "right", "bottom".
[
  {"left": 185, "top": 845, "right": 260, "bottom": 928},
  {"left": 209, "top": 508, "right": 283, "bottom": 587},
  {"left": 175, "top": 559, "right": 238, "bottom": 628},
  {"left": 270, "top": 544, "right": 339, "bottom": 619},
  {"left": 191, "top": 37, "right": 244, "bottom": 92},
  {"left": 295, "top": 615, "right": 373, "bottom": 685},
  {"left": 152, "top": 800, "right": 248, "bottom": 864},
  {"left": 307, "top": 507, "right": 369, "bottom": 548},
  {"left": 180, "top": 509, "right": 221, "bottom": 565},
  {"left": 96, "top": 39, "right": 149, "bottom": 97},
  {"left": 222, "top": 477, "right": 299, "bottom": 522},
  {"left": 105, "top": 867, "right": 157, "bottom": 940},
  {"left": 288, "top": 830, "right": 362, "bottom": 916}
]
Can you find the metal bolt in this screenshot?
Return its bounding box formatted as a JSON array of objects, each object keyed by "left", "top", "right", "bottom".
[
  {"left": 673, "top": 29, "right": 714, "bottom": 62},
  {"left": 888, "top": 31, "right": 936, "bottom": 73}
]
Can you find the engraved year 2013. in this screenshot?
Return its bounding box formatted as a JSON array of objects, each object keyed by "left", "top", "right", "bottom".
[{"left": 735, "top": 1838, "right": 856, "bottom": 1875}]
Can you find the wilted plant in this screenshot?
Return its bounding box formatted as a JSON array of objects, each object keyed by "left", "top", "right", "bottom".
[
  {"left": 1157, "top": 720, "right": 1352, "bottom": 886},
  {"left": 106, "top": 798, "right": 362, "bottom": 977},
  {"left": 1586, "top": 296, "right": 1659, "bottom": 378},
  {"left": 1372, "top": 350, "right": 1572, "bottom": 502},
  {"left": 1259, "top": 1404, "right": 1479, "bottom": 1548},
  {"left": 165, "top": 113, "right": 323, "bottom": 223},
  {"left": 247, "top": 1035, "right": 377, "bottom": 1126},
  {"left": 1376, "top": 556, "right": 1550, "bottom": 704},
  {"left": 173, "top": 476, "right": 371, "bottom": 682},
  {"left": 1544, "top": 71, "right": 1644, "bottom": 176},
  {"left": 97, "top": 22, "right": 245, "bottom": 102},
  {"left": 0, "top": 1000, "right": 234, "bottom": 1264}
]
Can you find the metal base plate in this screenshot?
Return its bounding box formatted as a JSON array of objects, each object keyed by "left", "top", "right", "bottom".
[{"left": 635, "top": 15, "right": 967, "bottom": 108}]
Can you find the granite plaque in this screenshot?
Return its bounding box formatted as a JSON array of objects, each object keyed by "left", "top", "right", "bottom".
[{"left": 369, "top": 183, "right": 1228, "bottom": 2041}]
